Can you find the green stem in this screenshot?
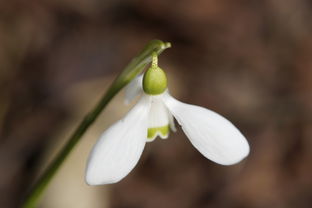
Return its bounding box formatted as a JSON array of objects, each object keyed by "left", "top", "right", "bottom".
[{"left": 22, "top": 40, "right": 171, "bottom": 208}]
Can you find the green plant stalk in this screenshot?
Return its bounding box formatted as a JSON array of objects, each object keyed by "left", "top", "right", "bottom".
[{"left": 22, "top": 40, "right": 171, "bottom": 208}]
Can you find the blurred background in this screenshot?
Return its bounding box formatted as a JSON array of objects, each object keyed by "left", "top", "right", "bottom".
[{"left": 1, "top": 0, "right": 312, "bottom": 207}]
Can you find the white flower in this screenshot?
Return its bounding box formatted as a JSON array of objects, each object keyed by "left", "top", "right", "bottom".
[{"left": 85, "top": 54, "right": 249, "bottom": 185}]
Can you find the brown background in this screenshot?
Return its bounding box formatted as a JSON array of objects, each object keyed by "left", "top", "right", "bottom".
[{"left": 0, "top": 0, "right": 312, "bottom": 207}]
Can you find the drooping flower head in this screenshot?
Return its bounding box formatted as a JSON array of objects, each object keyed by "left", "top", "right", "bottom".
[{"left": 86, "top": 53, "right": 249, "bottom": 185}]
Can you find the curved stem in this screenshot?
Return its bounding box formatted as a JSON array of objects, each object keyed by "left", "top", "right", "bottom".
[{"left": 22, "top": 40, "right": 171, "bottom": 208}]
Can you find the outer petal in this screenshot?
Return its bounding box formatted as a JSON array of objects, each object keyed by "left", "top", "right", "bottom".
[
  {"left": 86, "top": 95, "right": 151, "bottom": 185},
  {"left": 124, "top": 75, "right": 143, "bottom": 104},
  {"left": 163, "top": 93, "right": 249, "bottom": 165}
]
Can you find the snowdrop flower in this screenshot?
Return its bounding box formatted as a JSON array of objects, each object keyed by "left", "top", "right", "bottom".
[{"left": 86, "top": 53, "right": 249, "bottom": 185}]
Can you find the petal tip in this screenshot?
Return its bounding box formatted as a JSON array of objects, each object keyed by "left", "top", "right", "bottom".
[
  {"left": 85, "top": 169, "right": 123, "bottom": 186},
  {"left": 218, "top": 141, "right": 250, "bottom": 166}
]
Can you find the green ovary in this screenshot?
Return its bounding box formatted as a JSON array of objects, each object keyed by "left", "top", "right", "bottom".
[
  {"left": 147, "top": 125, "right": 170, "bottom": 140},
  {"left": 142, "top": 52, "right": 168, "bottom": 95},
  {"left": 143, "top": 66, "right": 167, "bottom": 95}
]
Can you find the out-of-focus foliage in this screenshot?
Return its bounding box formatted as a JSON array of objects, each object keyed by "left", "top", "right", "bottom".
[{"left": 0, "top": 0, "right": 311, "bottom": 207}]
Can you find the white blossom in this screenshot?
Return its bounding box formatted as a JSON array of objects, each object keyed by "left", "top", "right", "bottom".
[{"left": 86, "top": 55, "right": 249, "bottom": 185}]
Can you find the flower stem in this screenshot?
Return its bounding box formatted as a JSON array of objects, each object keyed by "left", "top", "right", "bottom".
[
  {"left": 22, "top": 40, "right": 171, "bottom": 208},
  {"left": 152, "top": 51, "right": 158, "bottom": 68}
]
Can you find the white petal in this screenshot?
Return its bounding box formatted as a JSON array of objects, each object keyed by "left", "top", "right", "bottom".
[
  {"left": 168, "top": 111, "right": 176, "bottom": 132},
  {"left": 148, "top": 96, "right": 170, "bottom": 129},
  {"left": 147, "top": 95, "right": 171, "bottom": 141},
  {"left": 124, "top": 75, "right": 143, "bottom": 104},
  {"left": 163, "top": 93, "right": 249, "bottom": 165},
  {"left": 86, "top": 95, "right": 151, "bottom": 185}
]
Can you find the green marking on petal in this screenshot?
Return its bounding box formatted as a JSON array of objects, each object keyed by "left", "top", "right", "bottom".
[{"left": 147, "top": 125, "right": 170, "bottom": 140}]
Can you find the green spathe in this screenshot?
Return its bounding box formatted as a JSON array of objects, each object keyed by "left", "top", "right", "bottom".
[{"left": 143, "top": 53, "right": 167, "bottom": 95}]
